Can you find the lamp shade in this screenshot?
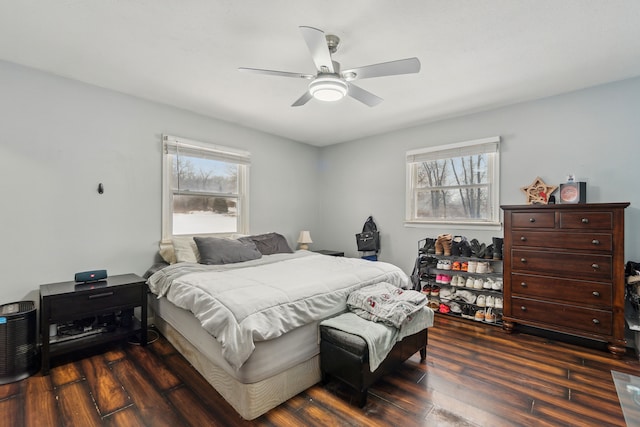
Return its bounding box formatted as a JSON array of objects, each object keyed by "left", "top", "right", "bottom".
[{"left": 297, "top": 230, "right": 313, "bottom": 244}]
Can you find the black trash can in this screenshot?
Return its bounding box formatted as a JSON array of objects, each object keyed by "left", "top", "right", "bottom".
[{"left": 0, "top": 301, "right": 38, "bottom": 384}]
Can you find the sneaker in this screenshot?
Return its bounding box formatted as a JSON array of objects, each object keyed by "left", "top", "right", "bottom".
[
  {"left": 474, "top": 309, "right": 485, "bottom": 321},
  {"left": 451, "top": 275, "right": 462, "bottom": 286},
  {"left": 440, "top": 275, "right": 451, "bottom": 285},
  {"left": 428, "top": 300, "right": 440, "bottom": 311},
  {"left": 450, "top": 301, "right": 462, "bottom": 314},
  {"left": 435, "top": 274, "right": 442, "bottom": 284},
  {"left": 494, "top": 297, "right": 503, "bottom": 309},
  {"left": 440, "top": 287, "right": 454, "bottom": 300},
  {"left": 492, "top": 278, "right": 503, "bottom": 291},
  {"left": 474, "top": 278, "right": 484, "bottom": 289},
  {"left": 485, "top": 295, "right": 495, "bottom": 308},
  {"left": 452, "top": 261, "right": 461, "bottom": 271},
  {"left": 439, "top": 303, "right": 450, "bottom": 314},
  {"left": 421, "top": 285, "right": 431, "bottom": 295},
  {"left": 441, "top": 260, "right": 452, "bottom": 270},
  {"left": 485, "top": 308, "right": 496, "bottom": 323},
  {"left": 461, "top": 262, "right": 468, "bottom": 272},
  {"left": 476, "top": 295, "right": 486, "bottom": 307},
  {"left": 467, "top": 261, "right": 477, "bottom": 273},
  {"left": 465, "top": 277, "right": 475, "bottom": 288},
  {"left": 484, "top": 278, "right": 494, "bottom": 290},
  {"left": 436, "top": 260, "right": 445, "bottom": 269},
  {"left": 457, "top": 290, "right": 476, "bottom": 304},
  {"left": 476, "top": 262, "right": 490, "bottom": 274},
  {"left": 431, "top": 286, "right": 440, "bottom": 297}
]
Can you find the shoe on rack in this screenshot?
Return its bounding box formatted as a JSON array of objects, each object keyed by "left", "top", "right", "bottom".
[
  {"left": 474, "top": 278, "right": 484, "bottom": 290},
  {"left": 484, "top": 244, "right": 494, "bottom": 259},
  {"left": 476, "top": 295, "right": 486, "bottom": 307},
  {"left": 485, "top": 295, "right": 495, "bottom": 308},
  {"left": 495, "top": 297, "right": 503, "bottom": 309},
  {"left": 483, "top": 279, "right": 494, "bottom": 289},
  {"left": 492, "top": 237, "right": 504, "bottom": 260},
  {"left": 428, "top": 300, "right": 440, "bottom": 311},
  {"left": 436, "top": 234, "right": 453, "bottom": 257},
  {"left": 451, "top": 235, "right": 469, "bottom": 257},
  {"left": 439, "top": 303, "right": 450, "bottom": 313},
  {"left": 457, "top": 290, "right": 476, "bottom": 304},
  {"left": 440, "top": 275, "right": 451, "bottom": 285},
  {"left": 492, "top": 278, "right": 503, "bottom": 291},
  {"left": 419, "top": 237, "right": 437, "bottom": 255},
  {"left": 436, "top": 260, "right": 444, "bottom": 269},
  {"left": 485, "top": 308, "right": 496, "bottom": 323},
  {"left": 461, "top": 262, "right": 468, "bottom": 272},
  {"left": 465, "top": 277, "right": 475, "bottom": 288},
  {"left": 476, "top": 262, "right": 491, "bottom": 274},
  {"left": 467, "top": 261, "right": 478, "bottom": 273},
  {"left": 450, "top": 301, "right": 462, "bottom": 314},
  {"left": 421, "top": 285, "right": 431, "bottom": 295},
  {"left": 474, "top": 309, "right": 485, "bottom": 322},
  {"left": 431, "top": 286, "right": 441, "bottom": 297},
  {"left": 441, "top": 260, "right": 452, "bottom": 270},
  {"left": 440, "top": 287, "right": 454, "bottom": 300},
  {"left": 452, "top": 261, "right": 461, "bottom": 271}
]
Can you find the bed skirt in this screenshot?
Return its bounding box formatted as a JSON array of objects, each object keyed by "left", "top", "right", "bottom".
[{"left": 153, "top": 315, "right": 321, "bottom": 420}]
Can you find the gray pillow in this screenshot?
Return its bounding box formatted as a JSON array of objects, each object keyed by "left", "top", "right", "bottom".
[
  {"left": 194, "top": 237, "right": 262, "bottom": 265},
  {"left": 240, "top": 232, "right": 293, "bottom": 255}
]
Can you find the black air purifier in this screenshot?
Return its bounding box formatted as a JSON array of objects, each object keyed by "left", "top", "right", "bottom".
[{"left": 0, "top": 301, "right": 38, "bottom": 384}]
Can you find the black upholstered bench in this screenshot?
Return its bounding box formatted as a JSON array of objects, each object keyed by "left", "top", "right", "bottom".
[{"left": 319, "top": 324, "right": 428, "bottom": 407}]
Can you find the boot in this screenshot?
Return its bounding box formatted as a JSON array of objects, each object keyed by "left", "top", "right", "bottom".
[
  {"left": 484, "top": 244, "right": 494, "bottom": 259},
  {"left": 451, "top": 236, "right": 467, "bottom": 257},
  {"left": 437, "top": 234, "right": 453, "bottom": 256},
  {"left": 419, "top": 238, "right": 436, "bottom": 254},
  {"left": 492, "top": 237, "right": 504, "bottom": 260}
]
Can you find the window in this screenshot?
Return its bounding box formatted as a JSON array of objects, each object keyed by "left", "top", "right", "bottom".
[
  {"left": 162, "top": 135, "right": 250, "bottom": 240},
  {"left": 405, "top": 136, "right": 500, "bottom": 226}
]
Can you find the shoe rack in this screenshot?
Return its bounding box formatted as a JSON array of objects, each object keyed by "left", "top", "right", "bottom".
[{"left": 415, "top": 237, "right": 504, "bottom": 325}]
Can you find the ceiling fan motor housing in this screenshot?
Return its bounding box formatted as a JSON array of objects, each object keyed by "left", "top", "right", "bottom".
[{"left": 309, "top": 75, "right": 348, "bottom": 101}]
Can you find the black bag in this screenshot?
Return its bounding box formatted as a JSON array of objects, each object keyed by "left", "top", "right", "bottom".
[{"left": 355, "top": 216, "right": 380, "bottom": 252}]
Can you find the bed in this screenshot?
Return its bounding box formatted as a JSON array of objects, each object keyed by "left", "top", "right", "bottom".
[{"left": 145, "top": 234, "right": 411, "bottom": 420}]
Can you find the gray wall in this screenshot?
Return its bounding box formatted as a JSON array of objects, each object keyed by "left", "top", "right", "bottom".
[
  {"left": 317, "top": 77, "right": 640, "bottom": 274},
  {"left": 0, "top": 60, "right": 320, "bottom": 305}
]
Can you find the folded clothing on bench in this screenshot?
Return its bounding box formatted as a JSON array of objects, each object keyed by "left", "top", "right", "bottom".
[{"left": 347, "top": 282, "right": 427, "bottom": 328}]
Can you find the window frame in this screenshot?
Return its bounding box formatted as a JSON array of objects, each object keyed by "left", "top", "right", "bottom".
[
  {"left": 405, "top": 136, "right": 501, "bottom": 229},
  {"left": 161, "top": 134, "right": 250, "bottom": 241}
]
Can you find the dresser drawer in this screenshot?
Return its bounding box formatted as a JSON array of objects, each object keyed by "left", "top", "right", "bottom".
[
  {"left": 511, "top": 273, "right": 612, "bottom": 308},
  {"left": 48, "top": 284, "right": 143, "bottom": 320},
  {"left": 511, "top": 212, "right": 555, "bottom": 228},
  {"left": 511, "top": 249, "right": 612, "bottom": 280},
  {"left": 510, "top": 231, "right": 612, "bottom": 252},
  {"left": 511, "top": 297, "right": 612, "bottom": 335},
  {"left": 559, "top": 211, "right": 613, "bottom": 230}
]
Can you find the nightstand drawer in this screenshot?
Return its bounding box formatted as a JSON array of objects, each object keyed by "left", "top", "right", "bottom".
[
  {"left": 511, "top": 297, "right": 612, "bottom": 336},
  {"left": 511, "top": 249, "right": 612, "bottom": 280},
  {"left": 510, "top": 231, "right": 612, "bottom": 252},
  {"left": 48, "top": 285, "right": 142, "bottom": 320},
  {"left": 511, "top": 212, "right": 555, "bottom": 228},
  {"left": 511, "top": 273, "right": 612, "bottom": 308}
]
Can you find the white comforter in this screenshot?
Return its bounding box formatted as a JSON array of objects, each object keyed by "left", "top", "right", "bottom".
[{"left": 147, "top": 251, "right": 409, "bottom": 370}]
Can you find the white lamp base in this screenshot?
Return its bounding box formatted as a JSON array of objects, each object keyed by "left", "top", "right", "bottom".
[{"left": 299, "top": 244, "right": 309, "bottom": 250}]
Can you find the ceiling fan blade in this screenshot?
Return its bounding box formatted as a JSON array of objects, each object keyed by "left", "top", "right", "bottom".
[
  {"left": 342, "top": 57, "right": 421, "bottom": 81},
  {"left": 292, "top": 91, "right": 313, "bottom": 107},
  {"left": 347, "top": 83, "right": 383, "bottom": 107},
  {"left": 299, "top": 26, "right": 335, "bottom": 73},
  {"left": 238, "top": 67, "right": 314, "bottom": 79}
]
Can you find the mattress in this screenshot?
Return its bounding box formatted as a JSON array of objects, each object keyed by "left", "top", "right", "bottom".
[
  {"left": 149, "top": 297, "right": 321, "bottom": 420},
  {"left": 149, "top": 296, "right": 320, "bottom": 384}
]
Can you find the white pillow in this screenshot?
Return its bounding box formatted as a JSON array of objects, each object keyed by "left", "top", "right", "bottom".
[
  {"left": 158, "top": 241, "right": 177, "bottom": 264},
  {"left": 172, "top": 237, "right": 200, "bottom": 263}
]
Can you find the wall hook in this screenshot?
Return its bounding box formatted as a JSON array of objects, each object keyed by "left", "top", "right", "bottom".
[{"left": 98, "top": 183, "right": 104, "bottom": 194}]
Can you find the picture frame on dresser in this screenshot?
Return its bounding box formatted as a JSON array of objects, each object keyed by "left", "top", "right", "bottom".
[{"left": 500, "top": 202, "right": 629, "bottom": 357}]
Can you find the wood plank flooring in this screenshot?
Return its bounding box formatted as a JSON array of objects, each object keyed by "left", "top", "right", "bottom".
[{"left": 1, "top": 315, "right": 639, "bottom": 426}]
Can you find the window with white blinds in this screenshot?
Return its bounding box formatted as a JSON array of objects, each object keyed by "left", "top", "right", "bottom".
[
  {"left": 405, "top": 136, "right": 501, "bottom": 226},
  {"left": 162, "top": 134, "right": 250, "bottom": 239}
]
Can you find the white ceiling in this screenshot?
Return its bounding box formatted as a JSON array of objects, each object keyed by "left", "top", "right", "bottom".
[{"left": 2, "top": 1, "right": 640, "bottom": 146}]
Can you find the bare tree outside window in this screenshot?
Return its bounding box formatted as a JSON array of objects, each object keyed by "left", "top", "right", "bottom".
[{"left": 406, "top": 137, "right": 500, "bottom": 225}]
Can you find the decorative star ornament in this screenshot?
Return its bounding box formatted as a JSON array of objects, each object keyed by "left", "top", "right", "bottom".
[{"left": 521, "top": 177, "right": 558, "bottom": 204}]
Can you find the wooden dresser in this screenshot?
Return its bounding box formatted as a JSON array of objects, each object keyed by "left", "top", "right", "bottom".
[{"left": 501, "top": 203, "right": 629, "bottom": 356}]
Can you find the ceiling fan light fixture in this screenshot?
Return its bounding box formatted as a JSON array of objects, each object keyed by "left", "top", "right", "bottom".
[{"left": 309, "top": 76, "right": 348, "bottom": 102}]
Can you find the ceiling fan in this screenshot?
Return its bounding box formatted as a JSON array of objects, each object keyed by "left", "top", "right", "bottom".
[{"left": 238, "top": 26, "right": 421, "bottom": 107}]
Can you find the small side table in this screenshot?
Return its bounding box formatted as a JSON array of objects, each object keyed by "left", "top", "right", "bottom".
[
  {"left": 314, "top": 250, "right": 345, "bottom": 257},
  {"left": 39, "top": 273, "right": 147, "bottom": 374}
]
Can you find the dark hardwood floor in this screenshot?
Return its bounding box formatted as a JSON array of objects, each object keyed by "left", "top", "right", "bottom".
[{"left": 1, "top": 315, "right": 639, "bottom": 426}]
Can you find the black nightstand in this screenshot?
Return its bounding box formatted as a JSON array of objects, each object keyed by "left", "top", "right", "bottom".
[
  {"left": 39, "top": 273, "right": 147, "bottom": 374},
  {"left": 314, "top": 250, "right": 345, "bottom": 257}
]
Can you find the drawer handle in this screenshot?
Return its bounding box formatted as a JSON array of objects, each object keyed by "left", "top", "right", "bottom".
[
  {"left": 591, "top": 263, "right": 600, "bottom": 270},
  {"left": 88, "top": 292, "right": 114, "bottom": 299},
  {"left": 520, "top": 236, "right": 527, "bottom": 241},
  {"left": 592, "top": 291, "right": 600, "bottom": 297},
  {"left": 591, "top": 239, "right": 600, "bottom": 245},
  {"left": 592, "top": 319, "right": 600, "bottom": 325},
  {"left": 520, "top": 306, "right": 527, "bottom": 311},
  {"left": 582, "top": 218, "right": 589, "bottom": 224},
  {"left": 520, "top": 258, "right": 527, "bottom": 263},
  {"left": 520, "top": 282, "right": 527, "bottom": 287},
  {"left": 529, "top": 218, "right": 536, "bottom": 223}
]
